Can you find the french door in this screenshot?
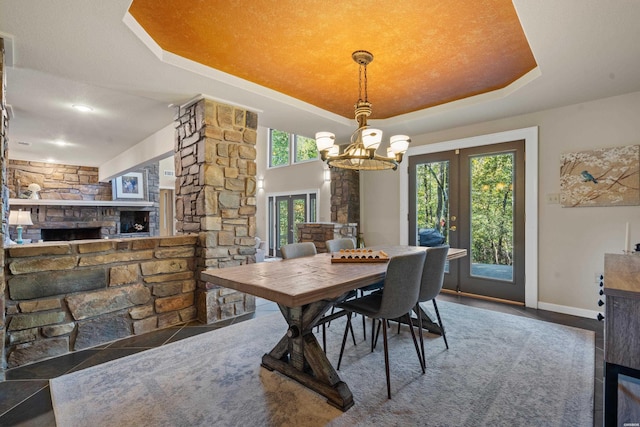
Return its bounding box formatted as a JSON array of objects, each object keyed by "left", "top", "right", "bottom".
[
  {"left": 409, "top": 140, "right": 525, "bottom": 303},
  {"left": 268, "top": 192, "right": 317, "bottom": 257}
]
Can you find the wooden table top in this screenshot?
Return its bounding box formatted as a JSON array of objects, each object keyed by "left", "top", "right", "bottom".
[{"left": 201, "top": 246, "right": 466, "bottom": 308}]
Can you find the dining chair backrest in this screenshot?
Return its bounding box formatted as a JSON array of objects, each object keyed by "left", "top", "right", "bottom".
[
  {"left": 376, "top": 251, "right": 426, "bottom": 320},
  {"left": 325, "top": 237, "right": 356, "bottom": 253},
  {"left": 418, "top": 245, "right": 449, "bottom": 302},
  {"left": 280, "top": 242, "right": 317, "bottom": 259}
]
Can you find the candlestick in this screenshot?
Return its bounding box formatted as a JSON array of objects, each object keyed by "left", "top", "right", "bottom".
[{"left": 625, "top": 222, "right": 630, "bottom": 253}]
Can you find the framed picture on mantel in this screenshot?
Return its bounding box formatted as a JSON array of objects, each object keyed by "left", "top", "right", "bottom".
[{"left": 113, "top": 172, "right": 147, "bottom": 200}]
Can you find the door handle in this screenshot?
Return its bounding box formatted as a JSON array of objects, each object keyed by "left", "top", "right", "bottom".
[{"left": 449, "top": 226, "right": 457, "bottom": 232}]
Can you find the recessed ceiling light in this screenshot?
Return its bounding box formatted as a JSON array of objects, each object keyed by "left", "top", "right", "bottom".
[{"left": 72, "top": 104, "right": 93, "bottom": 113}]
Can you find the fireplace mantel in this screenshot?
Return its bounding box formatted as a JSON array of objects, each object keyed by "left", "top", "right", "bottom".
[{"left": 9, "top": 198, "right": 154, "bottom": 207}]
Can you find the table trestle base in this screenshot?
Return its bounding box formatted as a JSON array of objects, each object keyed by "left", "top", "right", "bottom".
[{"left": 260, "top": 300, "right": 354, "bottom": 411}]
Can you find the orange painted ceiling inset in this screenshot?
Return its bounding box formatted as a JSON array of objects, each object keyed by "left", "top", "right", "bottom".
[{"left": 129, "top": 0, "right": 537, "bottom": 120}]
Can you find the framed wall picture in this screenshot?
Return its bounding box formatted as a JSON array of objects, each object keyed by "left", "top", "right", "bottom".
[
  {"left": 560, "top": 145, "right": 640, "bottom": 207},
  {"left": 113, "top": 172, "right": 147, "bottom": 200}
]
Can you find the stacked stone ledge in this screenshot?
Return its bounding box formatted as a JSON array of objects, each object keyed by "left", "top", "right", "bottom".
[{"left": 3, "top": 236, "right": 204, "bottom": 368}]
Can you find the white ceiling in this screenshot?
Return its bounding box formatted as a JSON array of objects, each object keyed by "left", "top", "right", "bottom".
[{"left": 1, "top": 0, "right": 640, "bottom": 169}]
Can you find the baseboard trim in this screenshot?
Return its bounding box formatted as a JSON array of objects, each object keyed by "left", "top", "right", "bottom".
[
  {"left": 440, "top": 289, "right": 601, "bottom": 320},
  {"left": 440, "top": 289, "right": 525, "bottom": 306},
  {"left": 537, "top": 301, "right": 601, "bottom": 320}
]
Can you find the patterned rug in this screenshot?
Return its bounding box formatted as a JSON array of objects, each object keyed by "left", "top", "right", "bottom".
[{"left": 50, "top": 301, "right": 594, "bottom": 426}]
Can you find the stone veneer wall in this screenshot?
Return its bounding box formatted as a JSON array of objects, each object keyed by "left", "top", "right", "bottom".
[
  {"left": 174, "top": 98, "right": 258, "bottom": 324},
  {"left": 297, "top": 222, "right": 358, "bottom": 253},
  {"left": 330, "top": 168, "right": 360, "bottom": 225},
  {"left": 4, "top": 235, "right": 198, "bottom": 368},
  {"left": 1, "top": 38, "right": 8, "bottom": 379},
  {"left": 7, "top": 159, "right": 112, "bottom": 200},
  {"left": 143, "top": 163, "right": 160, "bottom": 236}
]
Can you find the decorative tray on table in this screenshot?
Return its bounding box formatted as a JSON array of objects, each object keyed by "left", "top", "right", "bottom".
[{"left": 330, "top": 249, "right": 390, "bottom": 263}]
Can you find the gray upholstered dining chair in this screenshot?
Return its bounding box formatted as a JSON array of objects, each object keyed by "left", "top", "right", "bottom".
[
  {"left": 413, "top": 245, "right": 450, "bottom": 366},
  {"left": 280, "top": 242, "right": 317, "bottom": 259},
  {"left": 336, "top": 251, "right": 426, "bottom": 399},
  {"left": 325, "top": 237, "right": 357, "bottom": 253},
  {"left": 325, "top": 237, "right": 384, "bottom": 341}
]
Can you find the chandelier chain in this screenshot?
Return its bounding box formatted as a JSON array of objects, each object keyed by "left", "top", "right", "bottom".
[{"left": 358, "top": 62, "right": 369, "bottom": 103}]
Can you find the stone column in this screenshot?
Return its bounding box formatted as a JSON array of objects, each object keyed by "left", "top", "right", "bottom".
[
  {"left": 330, "top": 168, "right": 360, "bottom": 225},
  {"left": 174, "top": 98, "right": 258, "bottom": 324},
  {"left": 1, "top": 38, "right": 8, "bottom": 380}
]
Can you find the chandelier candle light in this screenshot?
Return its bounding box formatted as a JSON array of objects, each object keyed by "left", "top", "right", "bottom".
[{"left": 315, "top": 50, "right": 410, "bottom": 171}]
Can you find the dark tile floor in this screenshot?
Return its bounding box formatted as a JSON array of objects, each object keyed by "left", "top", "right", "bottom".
[{"left": 0, "top": 295, "right": 603, "bottom": 426}]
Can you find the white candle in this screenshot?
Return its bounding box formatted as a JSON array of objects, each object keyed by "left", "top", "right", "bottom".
[{"left": 625, "top": 222, "right": 630, "bottom": 253}]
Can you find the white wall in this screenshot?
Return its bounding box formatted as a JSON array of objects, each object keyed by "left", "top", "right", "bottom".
[
  {"left": 99, "top": 124, "right": 174, "bottom": 182},
  {"left": 361, "top": 90, "right": 640, "bottom": 315},
  {"left": 158, "top": 156, "right": 176, "bottom": 189}
]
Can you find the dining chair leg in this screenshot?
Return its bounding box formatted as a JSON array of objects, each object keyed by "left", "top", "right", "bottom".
[
  {"left": 373, "top": 319, "right": 382, "bottom": 352},
  {"left": 349, "top": 316, "right": 357, "bottom": 346},
  {"left": 326, "top": 306, "right": 335, "bottom": 328},
  {"left": 432, "top": 299, "right": 449, "bottom": 349},
  {"left": 362, "top": 313, "right": 367, "bottom": 341},
  {"left": 416, "top": 304, "right": 425, "bottom": 369},
  {"left": 407, "top": 313, "right": 426, "bottom": 374},
  {"left": 370, "top": 319, "right": 376, "bottom": 352},
  {"left": 382, "top": 318, "right": 392, "bottom": 399},
  {"left": 322, "top": 322, "right": 327, "bottom": 353},
  {"left": 337, "top": 312, "right": 353, "bottom": 371}
]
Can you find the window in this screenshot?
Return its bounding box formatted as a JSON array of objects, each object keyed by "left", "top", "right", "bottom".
[
  {"left": 269, "top": 129, "right": 318, "bottom": 168},
  {"left": 269, "top": 129, "right": 290, "bottom": 167},
  {"left": 294, "top": 135, "right": 318, "bottom": 163}
]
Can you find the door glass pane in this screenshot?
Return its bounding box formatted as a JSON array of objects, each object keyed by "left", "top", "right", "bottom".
[
  {"left": 309, "top": 194, "right": 317, "bottom": 222},
  {"left": 469, "top": 153, "right": 514, "bottom": 281},
  {"left": 416, "top": 160, "right": 450, "bottom": 273},
  {"left": 277, "top": 199, "right": 288, "bottom": 248},
  {"left": 415, "top": 160, "right": 450, "bottom": 244},
  {"left": 292, "top": 198, "right": 306, "bottom": 242}
]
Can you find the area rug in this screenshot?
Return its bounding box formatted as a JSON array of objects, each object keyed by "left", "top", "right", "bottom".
[{"left": 50, "top": 301, "right": 594, "bottom": 426}]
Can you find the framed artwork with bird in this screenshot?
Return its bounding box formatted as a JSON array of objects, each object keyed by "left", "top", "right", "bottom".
[{"left": 560, "top": 144, "right": 640, "bottom": 207}]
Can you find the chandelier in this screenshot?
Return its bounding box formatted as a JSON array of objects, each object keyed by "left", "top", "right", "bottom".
[{"left": 315, "top": 50, "right": 410, "bottom": 171}]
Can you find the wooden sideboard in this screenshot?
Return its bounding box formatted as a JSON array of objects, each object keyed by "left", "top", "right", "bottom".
[{"left": 603, "top": 253, "right": 640, "bottom": 426}]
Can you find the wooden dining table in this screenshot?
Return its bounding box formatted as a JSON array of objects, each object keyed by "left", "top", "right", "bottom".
[{"left": 200, "top": 245, "right": 466, "bottom": 411}]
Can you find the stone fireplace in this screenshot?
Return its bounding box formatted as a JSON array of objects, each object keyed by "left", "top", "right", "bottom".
[{"left": 8, "top": 203, "right": 156, "bottom": 242}]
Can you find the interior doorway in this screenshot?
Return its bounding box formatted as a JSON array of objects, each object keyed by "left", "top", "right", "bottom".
[{"left": 159, "top": 189, "right": 174, "bottom": 236}]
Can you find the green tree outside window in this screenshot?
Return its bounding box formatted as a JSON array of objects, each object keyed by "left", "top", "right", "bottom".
[
  {"left": 295, "top": 135, "right": 319, "bottom": 163},
  {"left": 269, "top": 129, "right": 318, "bottom": 167},
  {"left": 270, "top": 129, "right": 290, "bottom": 167}
]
